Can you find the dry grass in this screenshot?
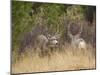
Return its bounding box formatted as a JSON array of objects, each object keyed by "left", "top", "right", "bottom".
[{"left": 12, "top": 44, "right": 96, "bottom": 74}]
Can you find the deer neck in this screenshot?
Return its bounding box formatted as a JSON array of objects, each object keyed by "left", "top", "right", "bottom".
[{"left": 71, "top": 35, "right": 80, "bottom": 46}]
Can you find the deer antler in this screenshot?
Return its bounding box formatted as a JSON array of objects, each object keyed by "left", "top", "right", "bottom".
[
  {"left": 79, "top": 24, "right": 83, "bottom": 34},
  {"left": 75, "top": 23, "right": 83, "bottom": 38},
  {"left": 67, "top": 23, "right": 73, "bottom": 39}
]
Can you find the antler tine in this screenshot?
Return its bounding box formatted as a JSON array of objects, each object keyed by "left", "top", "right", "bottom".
[
  {"left": 76, "top": 23, "right": 83, "bottom": 38},
  {"left": 67, "top": 23, "right": 73, "bottom": 38},
  {"left": 67, "top": 23, "right": 70, "bottom": 34},
  {"left": 79, "top": 23, "right": 83, "bottom": 34}
]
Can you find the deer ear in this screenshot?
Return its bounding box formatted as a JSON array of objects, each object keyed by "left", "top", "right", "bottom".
[
  {"left": 55, "top": 34, "right": 61, "bottom": 39},
  {"left": 75, "top": 33, "right": 81, "bottom": 38},
  {"left": 47, "top": 34, "right": 51, "bottom": 39}
]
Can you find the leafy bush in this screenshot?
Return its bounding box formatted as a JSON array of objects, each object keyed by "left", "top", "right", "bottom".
[{"left": 12, "top": 1, "right": 96, "bottom": 51}]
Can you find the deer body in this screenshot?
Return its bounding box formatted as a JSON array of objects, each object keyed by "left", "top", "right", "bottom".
[
  {"left": 34, "top": 34, "right": 60, "bottom": 57},
  {"left": 68, "top": 22, "right": 87, "bottom": 50},
  {"left": 71, "top": 36, "right": 86, "bottom": 49},
  {"left": 35, "top": 34, "right": 59, "bottom": 49}
]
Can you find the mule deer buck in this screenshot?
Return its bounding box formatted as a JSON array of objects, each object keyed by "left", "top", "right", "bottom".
[
  {"left": 68, "top": 22, "right": 87, "bottom": 50},
  {"left": 34, "top": 33, "right": 61, "bottom": 57}
]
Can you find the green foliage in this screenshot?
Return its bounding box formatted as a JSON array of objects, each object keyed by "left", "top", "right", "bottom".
[
  {"left": 66, "top": 5, "right": 84, "bottom": 20},
  {"left": 12, "top": 1, "right": 96, "bottom": 50},
  {"left": 12, "top": 1, "right": 33, "bottom": 49}
]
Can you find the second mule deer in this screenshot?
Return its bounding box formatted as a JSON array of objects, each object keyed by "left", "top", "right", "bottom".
[{"left": 68, "top": 22, "right": 87, "bottom": 50}]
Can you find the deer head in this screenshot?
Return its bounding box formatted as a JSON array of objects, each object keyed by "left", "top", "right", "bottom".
[{"left": 47, "top": 33, "right": 61, "bottom": 47}]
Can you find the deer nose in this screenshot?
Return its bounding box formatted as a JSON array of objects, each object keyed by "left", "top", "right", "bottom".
[{"left": 53, "top": 40, "right": 58, "bottom": 45}]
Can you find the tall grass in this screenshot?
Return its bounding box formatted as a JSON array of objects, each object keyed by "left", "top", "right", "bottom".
[{"left": 12, "top": 44, "right": 95, "bottom": 74}]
